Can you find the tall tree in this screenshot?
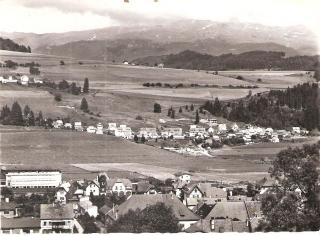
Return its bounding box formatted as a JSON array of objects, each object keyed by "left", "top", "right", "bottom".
[
  {"left": 9, "top": 101, "right": 24, "bottom": 125},
  {"left": 80, "top": 98, "right": 89, "bottom": 112},
  {"left": 108, "top": 203, "right": 181, "bottom": 233},
  {"left": 153, "top": 103, "right": 161, "bottom": 113},
  {"left": 37, "top": 111, "right": 44, "bottom": 126},
  {"left": 83, "top": 78, "right": 89, "bottom": 93},
  {"left": 195, "top": 110, "right": 199, "bottom": 124},
  {"left": 258, "top": 142, "right": 320, "bottom": 231}
]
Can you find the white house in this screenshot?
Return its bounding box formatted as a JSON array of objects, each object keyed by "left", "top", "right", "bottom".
[
  {"left": 55, "top": 187, "right": 68, "bottom": 204},
  {"left": 181, "top": 184, "right": 204, "bottom": 210},
  {"left": 115, "top": 125, "right": 133, "bottom": 139},
  {"left": 40, "top": 203, "right": 75, "bottom": 233},
  {"left": 74, "top": 121, "right": 83, "bottom": 131},
  {"left": 105, "top": 178, "right": 133, "bottom": 196},
  {"left": 64, "top": 123, "right": 72, "bottom": 129},
  {"left": 108, "top": 123, "right": 117, "bottom": 131},
  {"left": 218, "top": 124, "right": 227, "bottom": 132},
  {"left": 189, "top": 125, "right": 207, "bottom": 137},
  {"left": 161, "top": 127, "right": 184, "bottom": 139},
  {"left": 79, "top": 197, "right": 98, "bottom": 218},
  {"left": 292, "top": 127, "right": 301, "bottom": 135},
  {"left": 0, "top": 75, "right": 18, "bottom": 84},
  {"left": 20, "top": 75, "right": 29, "bottom": 85},
  {"left": 96, "top": 123, "right": 104, "bottom": 135},
  {"left": 208, "top": 119, "right": 218, "bottom": 127},
  {"left": 231, "top": 123, "right": 239, "bottom": 132},
  {"left": 174, "top": 172, "right": 192, "bottom": 184},
  {"left": 139, "top": 128, "right": 158, "bottom": 139},
  {"left": 84, "top": 180, "right": 100, "bottom": 196},
  {"left": 87, "top": 126, "right": 97, "bottom": 134},
  {"left": 53, "top": 120, "right": 63, "bottom": 129}
]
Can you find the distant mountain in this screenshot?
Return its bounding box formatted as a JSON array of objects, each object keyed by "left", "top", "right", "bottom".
[
  {"left": 132, "top": 50, "right": 319, "bottom": 71},
  {"left": 0, "top": 37, "right": 31, "bottom": 53},
  {"left": 35, "top": 38, "right": 300, "bottom": 62},
  {"left": 1, "top": 19, "right": 317, "bottom": 56}
]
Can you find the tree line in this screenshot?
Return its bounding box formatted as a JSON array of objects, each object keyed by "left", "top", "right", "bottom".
[
  {"left": 0, "top": 37, "right": 31, "bottom": 53},
  {"left": 202, "top": 83, "right": 319, "bottom": 130},
  {"left": 161, "top": 50, "right": 319, "bottom": 71},
  {"left": 0, "top": 102, "right": 45, "bottom": 126}
]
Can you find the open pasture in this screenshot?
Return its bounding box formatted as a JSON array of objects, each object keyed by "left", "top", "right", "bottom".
[{"left": 0, "top": 128, "right": 273, "bottom": 182}]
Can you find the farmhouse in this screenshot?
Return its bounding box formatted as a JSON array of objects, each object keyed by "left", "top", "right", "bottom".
[
  {"left": 161, "top": 127, "right": 184, "bottom": 139},
  {"left": 20, "top": 75, "right": 29, "bottom": 85},
  {"left": 181, "top": 184, "right": 204, "bottom": 210},
  {"left": 198, "top": 183, "right": 228, "bottom": 202},
  {"left": 55, "top": 187, "right": 68, "bottom": 204},
  {"left": 105, "top": 194, "right": 200, "bottom": 230},
  {"left": 108, "top": 123, "right": 117, "bottom": 131},
  {"left": 53, "top": 120, "right": 63, "bottom": 129},
  {"left": 86, "top": 126, "right": 97, "bottom": 134},
  {"left": 139, "top": 127, "right": 158, "bottom": 139},
  {"left": 105, "top": 178, "right": 132, "bottom": 196},
  {"left": 74, "top": 121, "right": 83, "bottom": 131},
  {"left": 4, "top": 169, "right": 62, "bottom": 188},
  {"left": 96, "top": 123, "right": 104, "bottom": 135},
  {"left": 189, "top": 125, "right": 207, "bottom": 137},
  {"left": 83, "top": 180, "right": 100, "bottom": 196},
  {"left": 174, "top": 172, "right": 192, "bottom": 184},
  {"left": 0, "top": 75, "right": 18, "bottom": 84},
  {"left": 40, "top": 203, "right": 75, "bottom": 233},
  {"left": 114, "top": 125, "right": 133, "bottom": 139}
]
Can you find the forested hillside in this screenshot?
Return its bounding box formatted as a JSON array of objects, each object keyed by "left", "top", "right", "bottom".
[
  {"left": 202, "top": 83, "right": 319, "bottom": 130},
  {"left": 133, "top": 50, "right": 319, "bottom": 71},
  {"left": 0, "top": 37, "right": 31, "bottom": 53}
]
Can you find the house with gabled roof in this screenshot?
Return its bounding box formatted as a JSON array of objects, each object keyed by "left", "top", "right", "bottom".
[
  {"left": 40, "top": 203, "right": 75, "bottom": 233},
  {"left": 0, "top": 216, "right": 41, "bottom": 234},
  {"left": 181, "top": 183, "right": 204, "bottom": 210},
  {"left": 105, "top": 178, "right": 132, "bottom": 197},
  {"left": 0, "top": 199, "right": 22, "bottom": 218},
  {"left": 104, "top": 194, "right": 200, "bottom": 230},
  {"left": 132, "top": 181, "right": 157, "bottom": 195}
]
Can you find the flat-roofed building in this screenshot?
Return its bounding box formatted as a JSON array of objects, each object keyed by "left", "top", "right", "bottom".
[{"left": 5, "top": 169, "right": 62, "bottom": 189}]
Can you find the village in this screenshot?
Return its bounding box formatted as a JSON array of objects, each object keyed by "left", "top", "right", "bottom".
[{"left": 1, "top": 164, "right": 294, "bottom": 233}]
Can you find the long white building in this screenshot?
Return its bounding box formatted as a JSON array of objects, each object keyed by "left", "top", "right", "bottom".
[{"left": 5, "top": 169, "right": 62, "bottom": 188}]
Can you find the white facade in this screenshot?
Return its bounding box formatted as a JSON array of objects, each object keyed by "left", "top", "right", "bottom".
[
  {"left": 79, "top": 197, "right": 98, "bottom": 218},
  {"left": 74, "top": 122, "right": 83, "bottom": 131},
  {"left": 85, "top": 182, "right": 100, "bottom": 196},
  {"left": 115, "top": 125, "right": 133, "bottom": 139},
  {"left": 96, "top": 123, "right": 104, "bottom": 134},
  {"left": 53, "top": 120, "right": 63, "bottom": 129},
  {"left": 87, "top": 126, "right": 97, "bottom": 133},
  {"left": 0, "top": 75, "right": 18, "bottom": 84},
  {"left": 189, "top": 125, "right": 206, "bottom": 137},
  {"left": 41, "top": 219, "right": 74, "bottom": 231},
  {"left": 6, "top": 170, "right": 62, "bottom": 188},
  {"left": 177, "top": 174, "right": 192, "bottom": 184},
  {"left": 20, "top": 75, "right": 29, "bottom": 85},
  {"left": 161, "top": 128, "right": 183, "bottom": 139},
  {"left": 108, "top": 123, "right": 117, "bottom": 131},
  {"left": 139, "top": 128, "right": 158, "bottom": 139},
  {"left": 218, "top": 124, "right": 227, "bottom": 132}
]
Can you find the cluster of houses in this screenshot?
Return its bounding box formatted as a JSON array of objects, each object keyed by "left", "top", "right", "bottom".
[
  {"left": 50, "top": 117, "right": 308, "bottom": 158},
  {"left": 0, "top": 74, "right": 43, "bottom": 85},
  {"left": 1, "top": 166, "right": 307, "bottom": 233}
]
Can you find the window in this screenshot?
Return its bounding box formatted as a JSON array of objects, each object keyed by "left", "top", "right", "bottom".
[
  {"left": 43, "top": 221, "right": 47, "bottom": 226},
  {"left": 4, "top": 210, "right": 10, "bottom": 214}
]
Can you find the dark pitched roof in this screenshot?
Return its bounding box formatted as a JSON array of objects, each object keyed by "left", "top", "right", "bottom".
[
  {"left": 0, "top": 216, "right": 40, "bottom": 229},
  {"left": 182, "top": 183, "right": 204, "bottom": 196},
  {"left": 198, "top": 183, "right": 227, "bottom": 198},
  {"left": 40, "top": 203, "right": 74, "bottom": 220},
  {"left": 99, "top": 205, "right": 112, "bottom": 215},
  {"left": 185, "top": 219, "right": 211, "bottom": 233},
  {"left": 205, "top": 201, "right": 248, "bottom": 221},
  {"left": 0, "top": 201, "right": 20, "bottom": 211},
  {"left": 108, "top": 194, "right": 199, "bottom": 221},
  {"left": 132, "top": 181, "right": 155, "bottom": 194}
]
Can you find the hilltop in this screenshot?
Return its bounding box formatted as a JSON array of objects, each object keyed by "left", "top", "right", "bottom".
[{"left": 0, "top": 37, "right": 31, "bottom": 53}]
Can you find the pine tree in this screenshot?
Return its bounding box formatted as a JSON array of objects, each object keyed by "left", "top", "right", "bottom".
[
  {"left": 37, "top": 111, "right": 44, "bottom": 126},
  {"left": 80, "top": 98, "right": 89, "bottom": 112},
  {"left": 195, "top": 110, "right": 199, "bottom": 124},
  {"left": 179, "top": 107, "right": 182, "bottom": 113},
  {"left": 23, "top": 105, "right": 31, "bottom": 117},
  {"left": 9, "top": 101, "right": 24, "bottom": 126},
  {"left": 167, "top": 107, "right": 172, "bottom": 117},
  {"left": 154, "top": 103, "right": 161, "bottom": 113},
  {"left": 213, "top": 97, "right": 221, "bottom": 115},
  {"left": 170, "top": 110, "right": 175, "bottom": 119},
  {"left": 29, "top": 111, "right": 35, "bottom": 126},
  {"left": 190, "top": 104, "right": 194, "bottom": 111},
  {"left": 83, "top": 78, "right": 89, "bottom": 93}
]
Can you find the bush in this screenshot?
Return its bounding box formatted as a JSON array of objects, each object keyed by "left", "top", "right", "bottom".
[
  {"left": 236, "top": 76, "right": 244, "bottom": 80},
  {"left": 136, "top": 115, "right": 143, "bottom": 120},
  {"left": 54, "top": 93, "right": 62, "bottom": 102}
]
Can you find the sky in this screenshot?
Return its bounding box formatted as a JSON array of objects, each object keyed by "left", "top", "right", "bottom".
[{"left": 0, "top": 0, "right": 319, "bottom": 40}]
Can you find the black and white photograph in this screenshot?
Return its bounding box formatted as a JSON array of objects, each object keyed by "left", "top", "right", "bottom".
[{"left": 0, "top": 0, "right": 319, "bottom": 233}]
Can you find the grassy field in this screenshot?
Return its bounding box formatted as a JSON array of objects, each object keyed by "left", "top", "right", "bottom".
[{"left": 1, "top": 127, "right": 318, "bottom": 182}]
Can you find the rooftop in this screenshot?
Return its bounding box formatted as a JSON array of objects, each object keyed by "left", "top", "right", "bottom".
[
  {"left": 0, "top": 216, "right": 41, "bottom": 229},
  {"left": 107, "top": 194, "right": 199, "bottom": 221},
  {"left": 40, "top": 203, "right": 74, "bottom": 220}
]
